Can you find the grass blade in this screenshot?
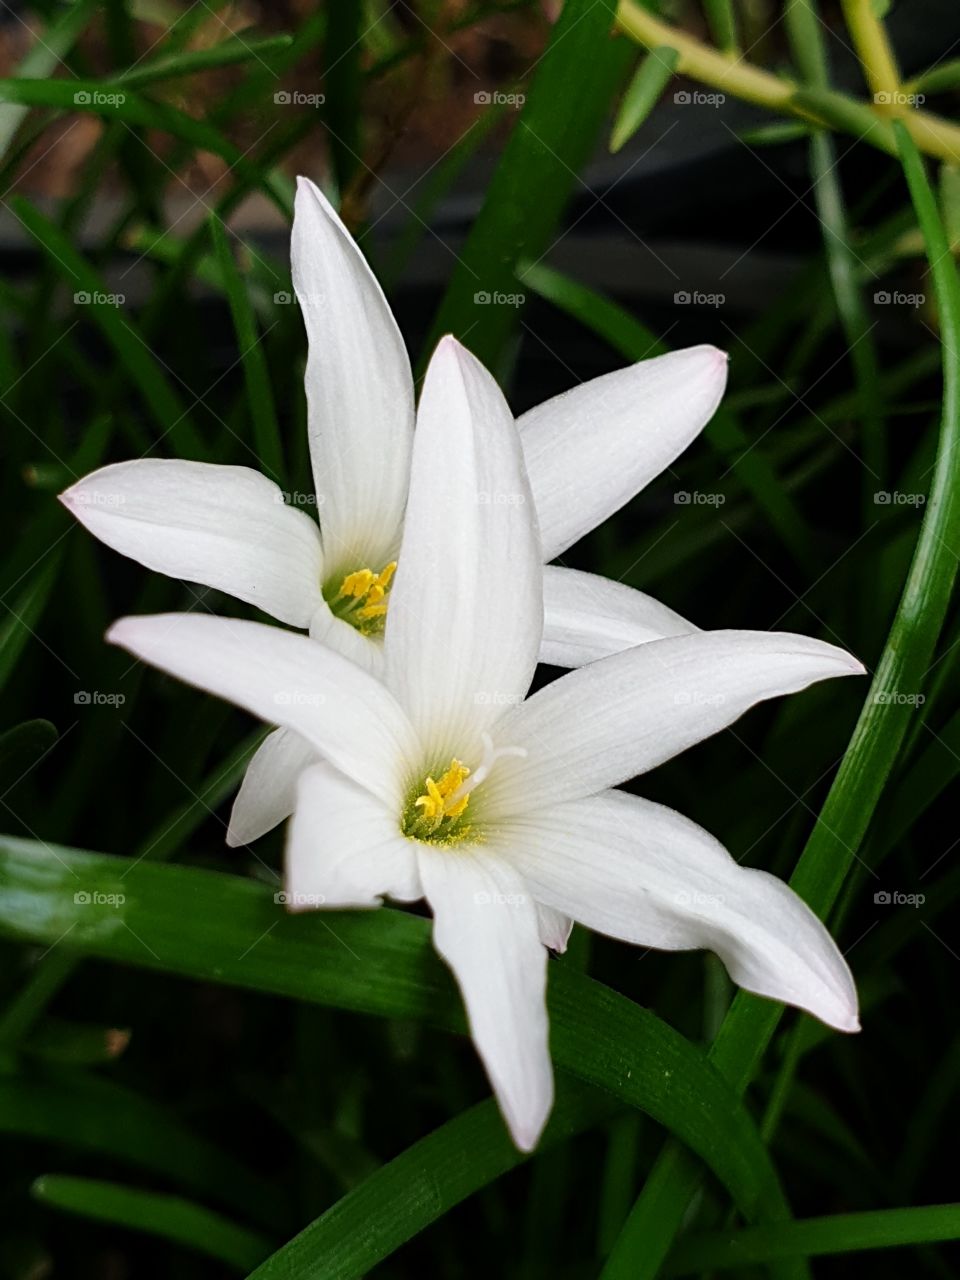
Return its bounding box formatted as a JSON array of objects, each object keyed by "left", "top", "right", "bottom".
[{"left": 32, "top": 1175, "right": 272, "bottom": 1271}]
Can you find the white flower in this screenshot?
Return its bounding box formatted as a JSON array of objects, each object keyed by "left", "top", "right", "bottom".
[
  {"left": 60, "top": 176, "right": 726, "bottom": 848},
  {"left": 108, "top": 337, "right": 863, "bottom": 1153}
]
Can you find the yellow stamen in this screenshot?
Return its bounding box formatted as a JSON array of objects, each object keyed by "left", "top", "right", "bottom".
[
  {"left": 333, "top": 561, "right": 398, "bottom": 635},
  {"left": 412, "top": 759, "right": 471, "bottom": 830}
]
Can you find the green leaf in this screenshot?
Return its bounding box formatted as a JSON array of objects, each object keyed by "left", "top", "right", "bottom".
[
  {"left": 665, "top": 1204, "right": 960, "bottom": 1273},
  {"left": 0, "top": 837, "right": 795, "bottom": 1229},
  {"left": 0, "top": 1070, "right": 283, "bottom": 1228},
  {"left": 0, "top": 554, "right": 64, "bottom": 695},
  {"left": 701, "top": 0, "right": 739, "bottom": 54},
  {"left": 209, "top": 217, "right": 285, "bottom": 482},
  {"left": 115, "top": 32, "right": 294, "bottom": 89},
  {"left": 0, "top": 0, "right": 100, "bottom": 162},
  {"left": 32, "top": 1175, "right": 272, "bottom": 1272},
  {"left": 0, "top": 79, "right": 289, "bottom": 215},
  {"left": 247, "top": 1081, "right": 617, "bottom": 1280},
  {"left": 910, "top": 58, "right": 960, "bottom": 96},
  {"left": 600, "top": 114, "right": 960, "bottom": 1280},
  {"left": 520, "top": 260, "right": 815, "bottom": 569},
  {"left": 10, "top": 196, "right": 205, "bottom": 459},
  {"left": 609, "top": 47, "right": 678, "bottom": 154},
  {"left": 426, "top": 0, "right": 632, "bottom": 368},
  {"left": 790, "top": 87, "right": 897, "bottom": 154}
]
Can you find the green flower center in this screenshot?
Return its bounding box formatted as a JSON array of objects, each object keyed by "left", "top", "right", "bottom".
[{"left": 324, "top": 561, "right": 397, "bottom": 636}]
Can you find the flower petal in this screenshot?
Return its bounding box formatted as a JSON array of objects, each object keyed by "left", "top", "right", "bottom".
[
  {"left": 226, "top": 728, "right": 315, "bottom": 848},
  {"left": 417, "top": 845, "right": 552, "bottom": 1151},
  {"left": 482, "top": 630, "right": 865, "bottom": 815},
  {"left": 107, "top": 614, "right": 418, "bottom": 808},
  {"left": 519, "top": 346, "right": 728, "bottom": 561},
  {"left": 293, "top": 177, "right": 414, "bottom": 571},
  {"left": 61, "top": 460, "right": 323, "bottom": 627},
  {"left": 498, "top": 789, "right": 859, "bottom": 1032},
  {"left": 285, "top": 762, "right": 421, "bottom": 909},
  {"left": 536, "top": 904, "right": 573, "bottom": 953},
  {"left": 385, "top": 337, "right": 542, "bottom": 758},
  {"left": 308, "top": 598, "right": 385, "bottom": 677},
  {"left": 540, "top": 564, "right": 697, "bottom": 668}
]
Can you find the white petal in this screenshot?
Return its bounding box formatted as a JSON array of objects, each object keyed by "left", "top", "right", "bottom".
[
  {"left": 417, "top": 846, "right": 552, "bottom": 1151},
  {"left": 293, "top": 177, "right": 414, "bottom": 571},
  {"left": 61, "top": 460, "right": 323, "bottom": 626},
  {"left": 226, "top": 728, "right": 315, "bottom": 848},
  {"left": 285, "top": 762, "right": 421, "bottom": 909},
  {"left": 536, "top": 904, "right": 573, "bottom": 954},
  {"left": 385, "top": 337, "right": 542, "bottom": 757},
  {"left": 519, "top": 346, "right": 728, "bottom": 561},
  {"left": 107, "top": 614, "right": 418, "bottom": 808},
  {"left": 498, "top": 790, "right": 859, "bottom": 1032},
  {"left": 482, "top": 630, "right": 865, "bottom": 816},
  {"left": 308, "top": 598, "right": 385, "bottom": 678},
  {"left": 540, "top": 565, "right": 698, "bottom": 668}
]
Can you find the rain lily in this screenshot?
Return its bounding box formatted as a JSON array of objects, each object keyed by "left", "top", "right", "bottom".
[
  {"left": 108, "top": 337, "right": 862, "bottom": 1152},
  {"left": 60, "top": 176, "right": 723, "bottom": 848}
]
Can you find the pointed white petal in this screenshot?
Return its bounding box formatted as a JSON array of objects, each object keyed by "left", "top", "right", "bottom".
[
  {"left": 293, "top": 177, "right": 414, "bottom": 570},
  {"left": 61, "top": 460, "right": 323, "bottom": 626},
  {"left": 482, "top": 630, "right": 865, "bottom": 815},
  {"left": 417, "top": 846, "right": 552, "bottom": 1151},
  {"left": 285, "top": 762, "right": 420, "bottom": 909},
  {"left": 499, "top": 790, "right": 859, "bottom": 1032},
  {"left": 519, "top": 346, "right": 728, "bottom": 561},
  {"left": 540, "top": 564, "right": 698, "bottom": 668},
  {"left": 385, "top": 337, "right": 542, "bottom": 756},
  {"left": 536, "top": 903, "right": 573, "bottom": 953},
  {"left": 226, "top": 728, "right": 315, "bottom": 848},
  {"left": 308, "top": 598, "right": 385, "bottom": 678},
  {"left": 107, "top": 614, "right": 418, "bottom": 807}
]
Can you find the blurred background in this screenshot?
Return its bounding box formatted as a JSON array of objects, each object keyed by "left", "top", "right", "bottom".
[{"left": 1, "top": 1, "right": 959, "bottom": 1276}]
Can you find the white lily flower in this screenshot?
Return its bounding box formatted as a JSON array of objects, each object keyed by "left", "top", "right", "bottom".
[
  {"left": 60, "top": 176, "right": 726, "bottom": 848},
  {"left": 108, "top": 337, "right": 862, "bottom": 1152}
]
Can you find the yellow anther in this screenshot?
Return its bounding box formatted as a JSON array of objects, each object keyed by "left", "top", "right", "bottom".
[
  {"left": 340, "top": 568, "right": 375, "bottom": 598},
  {"left": 334, "top": 561, "right": 399, "bottom": 635},
  {"left": 412, "top": 760, "right": 470, "bottom": 830}
]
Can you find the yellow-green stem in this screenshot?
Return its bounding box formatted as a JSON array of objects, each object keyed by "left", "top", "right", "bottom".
[
  {"left": 840, "top": 0, "right": 901, "bottom": 108},
  {"left": 614, "top": 0, "right": 960, "bottom": 163}
]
